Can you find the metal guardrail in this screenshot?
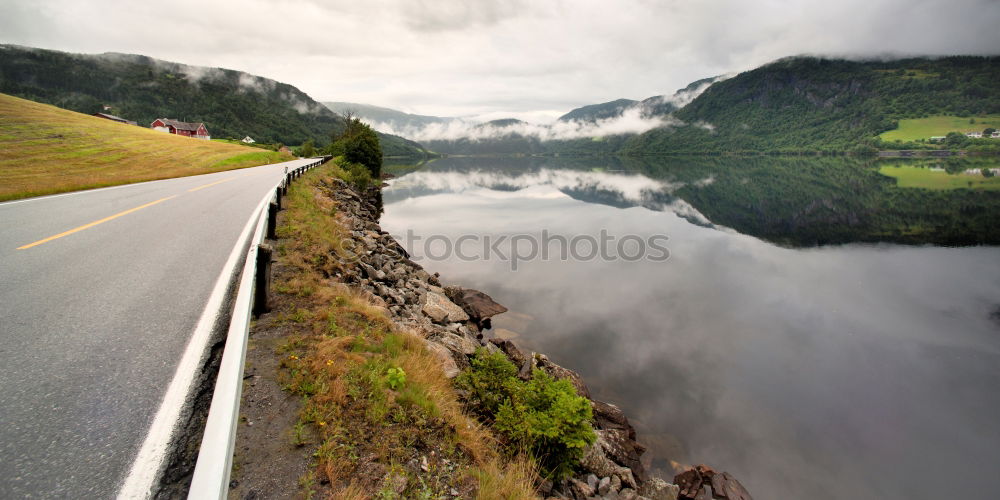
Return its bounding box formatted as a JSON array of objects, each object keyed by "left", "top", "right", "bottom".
[{"left": 187, "top": 157, "right": 326, "bottom": 499}]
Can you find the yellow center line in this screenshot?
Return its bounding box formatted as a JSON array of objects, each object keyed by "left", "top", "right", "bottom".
[
  {"left": 17, "top": 195, "right": 179, "bottom": 250},
  {"left": 187, "top": 177, "right": 237, "bottom": 192},
  {"left": 186, "top": 168, "right": 276, "bottom": 192}
]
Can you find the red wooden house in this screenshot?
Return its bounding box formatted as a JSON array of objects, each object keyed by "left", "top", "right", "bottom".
[{"left": 150, "top": 118, "right": 211, "bottom": 140}]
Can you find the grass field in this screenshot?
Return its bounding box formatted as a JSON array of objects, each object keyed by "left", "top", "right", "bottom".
[
  {"left": 879, "top": 115, "right": 1000, "bottom": 142},
  {"left": 0, "top": 93, "right": 295, "bottom": 201},
  {"left": 878, "top": 165, "right": 1000, "bottom": 190}
]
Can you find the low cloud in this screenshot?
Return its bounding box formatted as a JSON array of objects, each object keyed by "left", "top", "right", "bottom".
[
  {"left": 367, "top": 72, "right": 729, "bottom": 142},
  {"left": 1, "top": 0, "right": 998, "bottom": 120},
  {"left": 642, "top": 74, "right": 733, "bottom": 113},
  {"left": 373, "top": 107, "right": 681, "bottom": 142},
  {"left": 393, "top": 168, "right": 682, "bottom": 202}
]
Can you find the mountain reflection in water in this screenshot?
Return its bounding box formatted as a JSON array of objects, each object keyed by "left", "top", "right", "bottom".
[{"left": 380, "top": 156, "right": 1000, "bottom": 500}]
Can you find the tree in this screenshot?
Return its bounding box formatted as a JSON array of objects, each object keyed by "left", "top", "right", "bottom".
[
  {"left": 943, "top": 131, "right": 969, "bottom": 148},
  {"left": 983, "top": 127, "right": 996, "bottom": 136},
  {"left": 300, "top": 139, "right": 315, "bottom": 157},
  {"left": 329, "top": 114, "right": 382, "bottom": 178}
]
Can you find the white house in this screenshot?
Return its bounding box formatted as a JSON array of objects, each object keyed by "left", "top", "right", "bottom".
[
  {"left": 966, "top": 131, "right": 983, "bottom": 138},
  {"left": 992, "top": 131, "right": 1000, "bottom": 138},
  {"left": 242, "top": 136, "right": 256, "bottom": 144}
]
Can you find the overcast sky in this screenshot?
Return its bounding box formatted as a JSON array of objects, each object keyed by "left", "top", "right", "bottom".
[{"left": 2, "top": 0, "right": 999, "bottom": 121}]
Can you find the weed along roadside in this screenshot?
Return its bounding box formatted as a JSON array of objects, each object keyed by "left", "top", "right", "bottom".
[{"left": 230, "top": 160, "right": 753, "bottom": 499}]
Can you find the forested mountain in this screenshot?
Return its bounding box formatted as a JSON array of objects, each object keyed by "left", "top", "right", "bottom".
[
  {"left": 319, "top": 77, "right": 721, "bottom": 156},
  {"left": 556, "top": 77, "right": 723, "bottom": 124},
  {"left": 624, "top": 56, "right": 1000, "bottom": 154},
  {"left": 322, "top": 101, "right": 451, "bottom": 130},
  {"left": 558, "top": 98, "right": 638, "bottom": 122},
  {"left": 0, "top": 45, "right": 427, "bottom": 156}
]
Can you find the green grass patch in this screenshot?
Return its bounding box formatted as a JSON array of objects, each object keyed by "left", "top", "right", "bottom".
[
  {"left": 261, "top": 165, "right": 539, "bottom": 498},
  {"left": 0, "top": 93, "right": 296, "bottom": 201},
  {"left": 880, "top": 115, "right": 1000, "bottom": 142},
  {"left": 879, "top": 165, "right": 1000, "bottom": 190},
  {"left": 210, "top": 150, "right": 290, "bottom": 169}
]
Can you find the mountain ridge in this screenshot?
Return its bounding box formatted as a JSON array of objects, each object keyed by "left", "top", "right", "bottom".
[
  {"left": 0, "top": 45, "right": 428, "bottom": 156},
  {"left": 624, "top": 55, "right": 1000, "bottom": 153}
]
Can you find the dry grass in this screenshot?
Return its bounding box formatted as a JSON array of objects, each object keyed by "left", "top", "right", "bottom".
[
  {"left": 269, "top": 165, "right": 539, "bottom": 499},
  {"left": 469, "top": 457, "right": 539, "bottom": 500},
  {"left": 0, "top": 93, "right": 295, "bottom": 201}
]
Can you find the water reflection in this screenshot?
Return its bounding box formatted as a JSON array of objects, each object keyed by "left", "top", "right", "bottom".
[
  {"left": 380, "top": 156, "right": 1000, "bottom": 500},
  {"left": 386, "top": 155, "right": 1000, "bottom": 246}
]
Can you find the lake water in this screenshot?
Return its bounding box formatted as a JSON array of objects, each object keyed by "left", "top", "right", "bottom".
[{"left": 380, "top": 156, "right": 1000, "bottom": 500}]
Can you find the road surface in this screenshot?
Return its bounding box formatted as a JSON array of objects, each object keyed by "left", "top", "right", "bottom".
[{"left": 0, "top": 158, "right": 316, "bottom": 498}]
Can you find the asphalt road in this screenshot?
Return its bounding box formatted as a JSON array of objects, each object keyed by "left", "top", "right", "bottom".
[{"left": 0, "top": 158, "right": 317, "bottom": 498}]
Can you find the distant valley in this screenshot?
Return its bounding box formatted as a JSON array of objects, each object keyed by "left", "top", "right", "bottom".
[
  {"left": 328, "top": 56, "right": 1000, "bottom": 155},
  {"left": 4, "top": 44, "right": 997, "bottom": 157}
]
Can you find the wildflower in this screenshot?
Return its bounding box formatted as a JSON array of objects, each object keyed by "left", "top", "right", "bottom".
[
  {"left": 326, "top": 359, "right": 334, "bottom": 366},
  {"left": 289, "top": 355, "right": 299, "bottom": 360},
  {"left": 318, "top": 421, "right": 327, "bottom": 427}
]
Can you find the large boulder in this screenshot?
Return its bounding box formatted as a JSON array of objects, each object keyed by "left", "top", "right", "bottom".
[
  {"left": 488, "top": 338, "right": 527, "bottom": 368},
  {"left": 592, "top": 400, "right": 637, "bottom": 440},
  {"left": 435, "top": 332, "right": 479, "bottom": 356},
  {"left": 444, "top": 286, "right": 508, "bottom": 329},
  {"left": 534, "top": 354, "right": 592, "bottom": 399},
  {"left": 421, "top": 292, "right": 469, "bottom": 324},
  {"left": 674, "top": 465, "right": 752, "bottom": 500},
  {"left": 638, "top": 477, "right": 680, "bottom": 500},
  {"left": 422, "top": 340, "right": 460, "bottom": 378},
  {"left": 580, "top": 441, "right": 637, "bottom": 490},
  {"left": 596, "top": 429, "right": 647, "bottom": 483}
]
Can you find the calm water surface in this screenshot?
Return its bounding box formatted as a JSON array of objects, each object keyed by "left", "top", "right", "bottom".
[{"left": 380, "top": 157, "right": 1000, "bottom": 500}]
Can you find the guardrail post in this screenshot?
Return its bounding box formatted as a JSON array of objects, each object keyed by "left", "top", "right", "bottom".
[
  {"left": 253, "top": 243, "right": 273, "bottom": 316},
  {"left": 274, "top": 186, "right": 282, "bottom": 210},
  {"left": 266, "top": 201, "right": 278, "bottom": 240}
]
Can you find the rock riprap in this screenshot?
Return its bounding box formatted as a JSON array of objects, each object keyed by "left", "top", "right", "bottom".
[{"left": 318, "top": 176, "right": 752, "bottom": 500}]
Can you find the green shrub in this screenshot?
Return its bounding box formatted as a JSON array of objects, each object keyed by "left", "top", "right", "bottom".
[
  {"left": 337, "top": 162, "right": 373, "bottom": 190},
  {"left": 386, "top": 366, "right": 407, "bottom": 390},
  {"left": 456, "top": 349, "right": 519, "bottom": 416},
  {"left": 456, "top": 350, "right": 595, "bottom": 480}
]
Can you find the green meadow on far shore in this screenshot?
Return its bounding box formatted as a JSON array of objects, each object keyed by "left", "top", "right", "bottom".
[
  {"left": 879, "top": 115, "right": 1000, "bottom": 142},
  {"left": 879, "top": 165, "right": 1000, "bottom": 190}
]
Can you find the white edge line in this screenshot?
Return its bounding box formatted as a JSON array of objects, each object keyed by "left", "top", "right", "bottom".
[
  {"left": 187, "top": 159, "right": 322, "bottom": 498},
  {"left": 0, "top": 181, "right": 141, "bottom": 206},
  {"left": 115, "top": 171, "right": 287, "bottom": 499},
  {"left": 186, "top": 179, "right": 274, "bottom": 498}
]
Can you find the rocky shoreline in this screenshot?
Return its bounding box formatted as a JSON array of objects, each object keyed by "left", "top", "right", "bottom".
[{"left": 319, "top": 176, "right": 751, "bottom": 500}]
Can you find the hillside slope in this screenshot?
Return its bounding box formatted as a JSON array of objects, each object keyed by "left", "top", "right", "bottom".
[
  {"left": 0, "top": 93, "right": 292, "bottom": 200},
  {"left": 558, "top": 98, "right": 638, "bottom": 122},
  {"left": 322, "top": 101, "right": 450, "bottom": 130},
  {"left": 624, "top": 56, "right": 1000, "bottom": 153},
  {"left": 0, "top": 45, "right": 427, "bottom": 156}
]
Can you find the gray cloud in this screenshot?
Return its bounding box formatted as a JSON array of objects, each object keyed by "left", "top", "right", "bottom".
[
  {"left": 1, "top": 0, "right": 998, "bottom": 118},
  {"left": 400, "top": 0, "right": 529, "bottom": 32}
]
